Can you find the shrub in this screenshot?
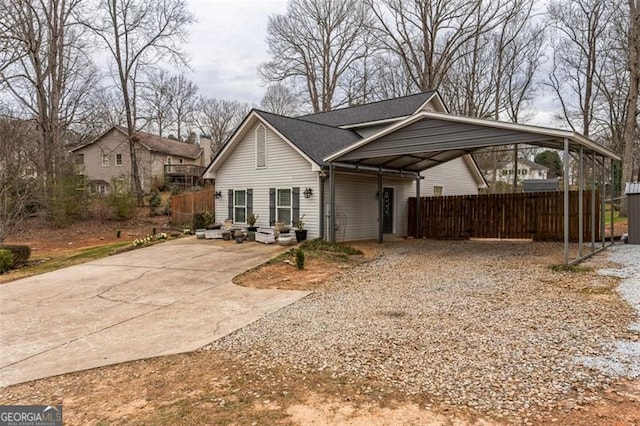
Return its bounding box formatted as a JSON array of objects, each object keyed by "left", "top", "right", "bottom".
[
  {"left": 193, "top": 212, "right": 206, "bottom": 230},
  {"left": 107, "top": 189, "right": 137, "bottom": 220},
  {"left": 149, "top": 190, "right": 162, "bottom": 216},
  {"left": 47, "top": 173, "right": 90, "bottom": 227},
  {"left": 296, "top": 248, "right": 305, "bottom": 270},
  {"left": 0, "top": 244, "right": 31, "bottom": 265},
  {"left": 0, "top": 249, "right": 14, "bottom": 273}
]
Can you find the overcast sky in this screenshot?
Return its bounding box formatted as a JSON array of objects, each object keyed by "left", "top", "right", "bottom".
[
  {"left": 184, "top": 0, "right": 288, "bottom": 105},
  {"left": 182, "top": 0, "right": 559, "bottom": 126}
]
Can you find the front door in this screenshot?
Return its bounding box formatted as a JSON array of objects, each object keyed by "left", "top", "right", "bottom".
[{"left": 382, "top": 187, "right": 394, "bottom": 233}]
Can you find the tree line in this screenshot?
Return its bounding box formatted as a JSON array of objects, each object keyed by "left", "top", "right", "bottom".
[{"left": 0, "top": 0, "right": 638, "bottom": 239}]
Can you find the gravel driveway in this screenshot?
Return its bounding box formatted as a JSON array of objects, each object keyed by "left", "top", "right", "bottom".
[{"left": 208, "top": 240, "right": 638, "bottom": 421}]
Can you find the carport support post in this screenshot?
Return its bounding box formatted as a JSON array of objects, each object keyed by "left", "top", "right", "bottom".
[
  {"left": 601, "top": 156, "right": 606, "bottom": 248},
  {"left": 330, "top": 163, "right": 336, "bottom": 243},
  {"left": 415, "top": 176, "right": 421, "bottom": 238},
  {"left": 563, "top": 138, "right": 570, "bottom": 265},
  {"left": 610, "top": 158, "right": 615, "bottom": 243},
  {"left": 378, "top": 172, "right": 383, "bottom": 243},
  {"left": 578, "top": 147, "right": 584, "bottom": 257}
]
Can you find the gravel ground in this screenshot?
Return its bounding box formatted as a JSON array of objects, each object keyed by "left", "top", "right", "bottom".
[
  {"left": 576, "top": 244, "right": 640, "bottom": 379},
  {"left": 207, "top": 240, "right": 636, "bottom": 421}
]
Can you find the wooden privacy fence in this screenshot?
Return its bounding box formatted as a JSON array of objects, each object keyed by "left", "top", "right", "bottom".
[
  {"left": 170, "top": 188, "right": 215, "bottom": 227},
  {"left": 408, "top": 191, "right": 600, "bottom": 242}
]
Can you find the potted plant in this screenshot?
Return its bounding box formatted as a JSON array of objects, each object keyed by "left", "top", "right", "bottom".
[
  {"left": 247, "top": 213, "right": 259, "bottom": 232},
  {"left": 235, "top": 230, "right": 246, "bottom": 243},
  {"left": 294, "top": 215, "right": 307, "bottom": 242}
]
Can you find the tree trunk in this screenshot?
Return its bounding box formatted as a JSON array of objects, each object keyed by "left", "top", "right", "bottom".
[{"left": 621, "top": 0, "right": 640, "bottom": 215}]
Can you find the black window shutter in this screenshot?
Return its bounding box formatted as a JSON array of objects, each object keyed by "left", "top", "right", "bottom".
[
  {"left": 292, "top": 187, "right": 300, "bottom": 225},
  {"left": 228, "top": 189, "right": 233, "bottom": 220},
  {"left": 269, "top": 188, "right": 276, "bottom": 225},
  {"left": 246, "top": 188, "right": 253, "bottom": 217}
]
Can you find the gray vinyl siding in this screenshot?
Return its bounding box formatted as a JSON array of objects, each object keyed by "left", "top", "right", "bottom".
[
  {"left": 323, "top": 172, "right": 413, "bottom": 242},
  {"left": 323, "top": 157, "right": 479, "bottom": 242},
  {"left": 214, "top": 122, "right": 320, "bottom": 237}
]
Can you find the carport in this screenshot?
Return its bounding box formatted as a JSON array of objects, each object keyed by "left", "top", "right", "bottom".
[{"left": 323, "top": 111, "right": 621, "bottom": 265}]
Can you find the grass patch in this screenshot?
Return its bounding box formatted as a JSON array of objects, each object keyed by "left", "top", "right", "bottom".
[
  {"left": 550, "top": 264, "right": 592, "bottom": 273},
  {"left": 0, "top": 240, "right": 133, "bottom": 284},
  {"left": 299, "top": 238, "right": 363, "bottom": 255}
]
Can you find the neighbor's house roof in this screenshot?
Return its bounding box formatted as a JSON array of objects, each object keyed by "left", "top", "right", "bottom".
[
  {"left": 297, "top": 91, "right": 439, "bottom": 127},
  {"left": 495, "top": 158, "right": 549, "bottom": 171},
  {"left": 70, "top": 126, "right": 202, "bottom": 160}
]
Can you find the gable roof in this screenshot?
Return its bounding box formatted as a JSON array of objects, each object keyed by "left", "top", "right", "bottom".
[
  {"left": 255, "top": 110, "right": 361, "bottom": 165},
  {"left": 70, "top": 126, "right": 202, "bottom": 160},
  {"left": 297, "top": 91, "right": 437, "bottom": 127}
]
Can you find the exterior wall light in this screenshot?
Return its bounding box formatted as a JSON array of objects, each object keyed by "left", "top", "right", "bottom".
[
  {"left": 215, "top": 191, "right": 222, "bottom": 199},
  {"left": 303, "top": 187, "right": 313, "bottom": 198}
]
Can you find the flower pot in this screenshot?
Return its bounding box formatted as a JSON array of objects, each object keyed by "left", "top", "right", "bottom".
[
  {"left": 248, "top": 226, "right": 258, "bottom": 232},
  {"left": 278, "top": 235, "right": 292, "bottom": 246},
  {"left": 294, "top": 230, "right": 307, "bottom": 242},
  {"left": 195, "top": 229, "right": 206, "bottom": 239},
  {"left": 248, "top": 231, "right": 256, "bottom": 241},
  {"left": 222, "top": 231, "right": 231, "bottom": 241},
  {"left": 235, "top": 235, "right": 245, "bottom": 243}
]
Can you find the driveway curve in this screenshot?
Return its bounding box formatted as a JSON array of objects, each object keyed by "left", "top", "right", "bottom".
[{"left": 0, "top": 237, "right": 310, "bottom": 387}]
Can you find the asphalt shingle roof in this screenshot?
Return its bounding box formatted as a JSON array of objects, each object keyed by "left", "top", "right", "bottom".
[
  {"left": 136, "top": 131, "right": 202, "bottom": 159},
  {"left": 255, "top": 110, "right": 361, "bottom": 165},
  {"left": 297, "top": 91, "right": 436, "bottom": 127}
]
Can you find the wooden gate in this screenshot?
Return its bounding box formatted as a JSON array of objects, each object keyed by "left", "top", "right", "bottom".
[
  {"left": 408, "top": 191, "right": 600, "bottom": 242},
  {"left": 170, "top": 188, "right": 215, "bottom": 227}
]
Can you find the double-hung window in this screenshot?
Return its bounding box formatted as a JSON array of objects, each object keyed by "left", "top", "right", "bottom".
[
  {"left": 276, "top": 188, "right": 292, "bottom": 225},
  {"left": 234, "top": 190, "right": 247, "bottom": 223},
  {"left": 115, "top": 154, "right": 123, "bottom": 166},
  {"left": 101, "top": 153, "right": 109, "bottom": 167}
]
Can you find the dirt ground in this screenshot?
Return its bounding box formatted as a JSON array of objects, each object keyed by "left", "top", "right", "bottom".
[
  {"left": 1, "top": 218, "right": 639, "bottom": 425},
  {"left": 4, "top": 210, "right": 170, "bottom": 255}
]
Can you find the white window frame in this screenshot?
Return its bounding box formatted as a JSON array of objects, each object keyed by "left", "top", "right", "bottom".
[
  {"left": 101, "top": 153, "right": 109, "bottom": 167},
  {"left": 234, "top": 189, "right": 247, "bottom": 223},
  {"left": 255, "top": 124, "right": 267, "bottom": 169},
  {"left": 276, "top": 188, "right": 292, "bottom": 225},
  {"left": 98, "top": 184, "right": 107, "bottom": 194},
  {"left": 433, "top": 186, "right": 443, "bottom": 197},
  {"left": 115, "top": 153, "right": 123, "bottom": 166}
]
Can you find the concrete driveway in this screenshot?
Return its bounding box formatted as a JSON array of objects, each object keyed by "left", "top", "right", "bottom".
[{"left": 0, "top": 238, "right": 310, "bottom": 387}]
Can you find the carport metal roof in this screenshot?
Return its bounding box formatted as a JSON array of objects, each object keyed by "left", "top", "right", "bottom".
[
  {"left": 322, "top": 111, "right": 621, "bottom": 265},
  {"left": 324, "top": 112, "right": 620, "bottom": 171}
]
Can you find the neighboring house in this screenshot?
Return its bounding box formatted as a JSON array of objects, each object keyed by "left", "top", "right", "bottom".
[
  {"left": 71, "top": 126, "right": 211, "bottom": 193},
  {"left": 483, "top": 158, "right": 549, "bottom": 184},
  {"left": 203, "top": 92, "right": 487, "bottom": 241}
]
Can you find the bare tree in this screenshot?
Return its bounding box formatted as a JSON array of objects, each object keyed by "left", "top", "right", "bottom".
[
  {"left": 195, "top": 98, "right": 249, "bottom": 154},
  {"left": 369, "top": 0, "right": 507, "bottom": 92},
  {"left": 622, "top": 0, "right": 639, "bottom": 187},
  {"left": 139, "top": 70, "right": 175, "bottom": 137},
  {"left": 84, "top": 0, "right": 193, "bottom": 202},
  {"left": 0, "top": 0, "right": 95, "bottom": 183},
  {"left": 260, "top": 0, "right": 373, "bottom": 112},
  {"left": 168, "top": 73, "right": 198, "bottom": 141},
  {"left": 260, "top": 84, "right": 300, "bottom": 116},
  {"left": 0, "top": 115, "right": 38, "bottom": 242},
  {"left": 547, "top": 0, "right": 615, "bottom": 137}
]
